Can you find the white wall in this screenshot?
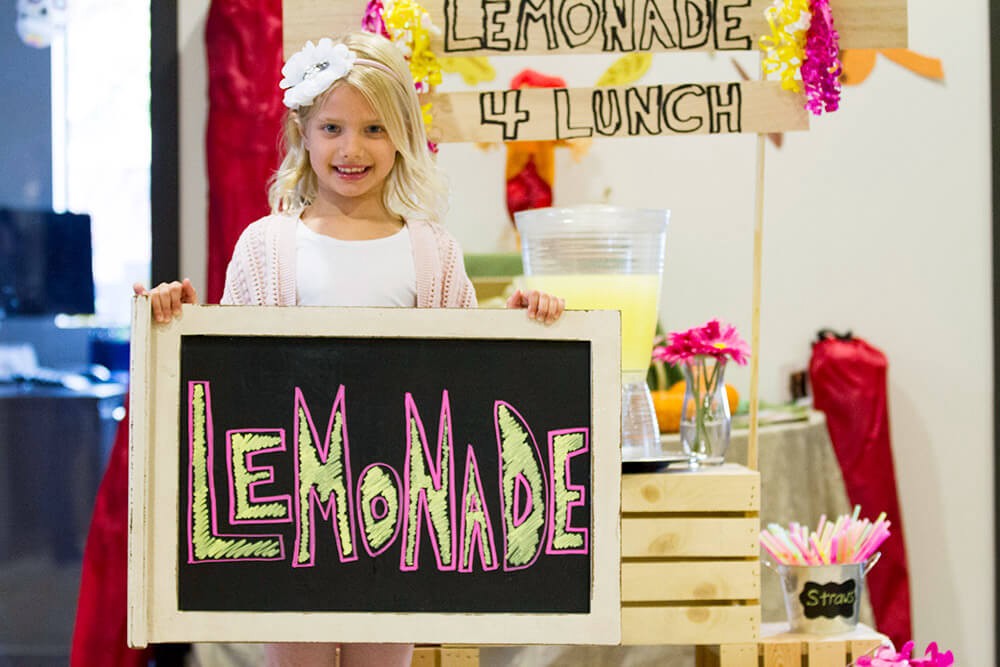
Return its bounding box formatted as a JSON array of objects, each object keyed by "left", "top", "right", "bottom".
[
  {"left": 179, "top": 2, "right": 993, "bottom": 662},
  {"left": 178, "top": 2, "right": 208, "bottom": 292}
]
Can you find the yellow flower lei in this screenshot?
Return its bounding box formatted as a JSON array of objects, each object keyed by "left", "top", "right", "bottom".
[
  {"left": 383, "top": 0, "right": 443, "bottom": 93},
  {"left": 759, "top": 0, "right": 811, "bottom": 93}
]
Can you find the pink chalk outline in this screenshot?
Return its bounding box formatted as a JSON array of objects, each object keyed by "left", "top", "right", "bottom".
[
  {"left": 356, "top": 463, "right": 403, "bottom": 558},
  {"left": 225, "top": 428, "right": 293, "bottom": 525},
  {"left": 399, "top": 391, "right": 457, "bottom": 572},
  {"left": 371, "top": 497, "right": 389, "bottom": 520},
  {"left": 457, "top": 445, "right": 499, "bottom": 572},
  {"left": 186, "top": 381, "right": 285, "bottom": 563},
  {"left": 292, "top": 386, "right": 359, "bottom": 568},
  {"left": 512, "top": 473, "right": 534, "bottom": 527},
  {"left": 494, "top": 401, "right": 549, "bottom": 572},
  {"left": 545, "top": 428, "right": 590, "bottom": 556}
]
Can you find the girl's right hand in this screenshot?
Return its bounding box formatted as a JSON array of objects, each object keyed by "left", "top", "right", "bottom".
[{"left": 133, "top": 279, "right": 199, "bottom": 323}]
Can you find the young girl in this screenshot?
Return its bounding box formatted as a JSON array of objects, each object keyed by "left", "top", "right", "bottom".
[{"left": 137, "top": 30, "right": 563, "bottom": 667}]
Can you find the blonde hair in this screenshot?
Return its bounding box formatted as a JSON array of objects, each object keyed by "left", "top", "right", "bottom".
[{"left": 268, "top": 31, "right": 447, "bottom": 222}]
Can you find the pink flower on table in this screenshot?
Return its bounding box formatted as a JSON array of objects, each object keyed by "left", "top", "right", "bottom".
[
  {"left": 652, "top": 319, "right": 750, "bottom": 366},
  {"left": 854, "top": 641, "right": 954, "bottom": 667},
  {"left": 653, "top": 329, "right": 699, "bottom": 364},
  {"left": 701, "top": 319, "right": 751, "bottom": 365},
  {"left": 912, "top": 643, "right": 954, "bottom": 667},
  {"left": 855, "top": 642, "right": 912, "bottom": 666}
]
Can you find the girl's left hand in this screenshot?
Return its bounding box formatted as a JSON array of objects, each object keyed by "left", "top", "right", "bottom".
[{"left": 506, "top": 289, "right": 566, "bottom": 325}]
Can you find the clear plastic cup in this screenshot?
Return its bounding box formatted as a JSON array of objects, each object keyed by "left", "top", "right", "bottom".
[{"left": 515, "top": 205, "right": 669, "bottom": 461}]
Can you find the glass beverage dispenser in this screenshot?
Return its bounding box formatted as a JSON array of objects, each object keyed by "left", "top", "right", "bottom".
[{"left": 515, "top": 205, "right": 669, "bottom": 461}]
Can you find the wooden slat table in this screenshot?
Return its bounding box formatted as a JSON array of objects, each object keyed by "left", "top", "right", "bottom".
[
  {"left": 425, "top": 625, "right": 886, "bottom": 666},
  {"left": 621, "top": 464, "right": 761, "bottom": 645},
  {"left": 695, "top": 623, "right": 887, "bottom": 667}
]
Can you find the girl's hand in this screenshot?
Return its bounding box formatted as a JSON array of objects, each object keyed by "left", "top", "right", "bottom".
[
  {"left": 506, "top": 289, "right": 565, "bottom": 325},
  {"left": 133, "top": 279, "right": 199, "bottom": 323}
]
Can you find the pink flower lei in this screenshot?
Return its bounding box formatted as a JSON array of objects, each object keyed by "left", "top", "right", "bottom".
[
  {"left": 801, "top": 0, "right": 842, "bottom": 115},
  {"left": 759, "top": 0, "right": 843, "bottom": 115},
  {"left": 854, "top": 641, "right": 955, "bottom": 667},
  {"left": 361, "top": 0, "right": 390, "bottom": 38}
]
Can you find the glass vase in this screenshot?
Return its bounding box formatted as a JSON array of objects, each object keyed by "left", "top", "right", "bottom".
[{"left": 679, "top": 355, "right": 731, "bottom": 467}]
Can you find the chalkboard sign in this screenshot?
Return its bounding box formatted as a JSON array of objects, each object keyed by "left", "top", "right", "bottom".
[
  {"left": 128, "top": 302, "right": 621, "bottom": 646},
  {"left": 799, "top": 579, "right": 858, "bottom": 620}
]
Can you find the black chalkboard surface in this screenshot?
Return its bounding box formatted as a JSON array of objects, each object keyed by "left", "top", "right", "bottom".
[
  {"left": 178, "top": 335, "right": 592, "bottom": 613},
  {"left": 129, "top": 305, "right": 621, "bottom": 646}
]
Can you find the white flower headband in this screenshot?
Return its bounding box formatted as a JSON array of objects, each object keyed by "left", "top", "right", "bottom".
[{"left": 279, "top": 38, "right": 399, "bottom": 110}]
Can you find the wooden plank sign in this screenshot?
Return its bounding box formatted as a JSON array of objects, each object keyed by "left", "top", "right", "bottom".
[
  {"left": 282, "top": 0, "right": 907, "bottom": 142},
  {"left": 283, "top": 0, "right": 907, "bottom": 58},
  {"left": 424, "top": 80, "right": 807, "bottom": 143},
  {"left": 128, "top": 301, "right": 622, "bottom": 646}
]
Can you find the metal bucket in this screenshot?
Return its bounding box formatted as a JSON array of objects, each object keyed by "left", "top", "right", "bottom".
[{"left": 770, "top": 553, "right": 880, "bottom": 634}]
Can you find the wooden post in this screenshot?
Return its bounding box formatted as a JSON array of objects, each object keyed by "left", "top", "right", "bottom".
[{"left": 747, "top": 55, "right": 767, "bottom": 473}]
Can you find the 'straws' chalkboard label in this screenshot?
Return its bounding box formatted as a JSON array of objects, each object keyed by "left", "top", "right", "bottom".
[{"left": 798, "top": 579, "right": 857, "bottom": 619}]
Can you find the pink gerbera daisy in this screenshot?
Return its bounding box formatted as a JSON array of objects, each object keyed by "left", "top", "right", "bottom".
[
  {"left": 653, "top": 319, "right": 750, "bottom": 366},
  {"left": 699, "top": 319, "right": 750, "bottom": 366}
]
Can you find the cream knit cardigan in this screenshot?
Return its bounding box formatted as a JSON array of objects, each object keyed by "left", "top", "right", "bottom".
[{"left": 220, "top": 214, "right": 477, "bottom": 308}]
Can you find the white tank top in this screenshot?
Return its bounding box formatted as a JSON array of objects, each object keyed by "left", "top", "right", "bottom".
[{"left": 295, "top": 221, "right": 417, "bottom": 307}]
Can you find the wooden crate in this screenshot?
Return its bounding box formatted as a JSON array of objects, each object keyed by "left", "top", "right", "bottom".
[
  {"left": 414, "top": 465, "right": 762, "bottom": 658},
  {"left": 695, "top": 623, "right": 887, "bottom": 667},
  {"left": 621, "top": 464, "right": 761, "bottom": 646},
  {"left": 411, "top": 626, "right": 884, "bottom": 667}
]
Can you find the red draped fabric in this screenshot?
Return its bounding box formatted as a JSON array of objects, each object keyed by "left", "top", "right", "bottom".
[
  {"left": 71, "top": 4, "right": 285, "bottom": 662},
  {"left": 809, "top": 335, "right": 913, "bottom": 648},
  {"left": 70, "top": 399, "right": 150, "bottom": 667},
  {"left": 205, "top": 0, "right": 285, "bottom": 303}
]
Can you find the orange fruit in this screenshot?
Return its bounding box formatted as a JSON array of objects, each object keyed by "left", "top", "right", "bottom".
[
  {"left": 651, "top": 390, "right": 683, "bottom": 433},
  {"left": 725, "top": 384, "right": 740, "bottom": 415},
  {"left": 662, "top": 381, "right": 740, "bottom": 417}
]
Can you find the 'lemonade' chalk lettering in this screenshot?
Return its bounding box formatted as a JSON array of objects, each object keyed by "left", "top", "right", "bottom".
[
  {"left": 188, "top": 382, "right": 285, "bottom": 562},
  {"left": 186, "top": 382, "right": 589, "bottom": 573},
  {"left": 227, "top": 430, "right": 292, "bottom": 524},
  {"left": 357, "top": 463, "right": 402, "bottom": 557},
  {"left": 458, "top": 445, "right": 500, "bottom": 571},
  {"left": 496, "top": 402, "right": 548, "bottom": 570},
  {"left": 293, "top": 385, "right": 358, "bottom": 567},
  {"left": 547, "top": 429, "right": 589, "bottom": 553},
  {"left": 401, "top": 391, "right": 457, "bottom": 571}
]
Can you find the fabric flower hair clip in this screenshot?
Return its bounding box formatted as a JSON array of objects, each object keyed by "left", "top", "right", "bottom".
[{"left": 280, "top": 39, "right": 357, "bottom": 110}]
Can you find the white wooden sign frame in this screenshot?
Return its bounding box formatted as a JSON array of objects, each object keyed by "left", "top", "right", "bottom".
[{"left": 128, "top": 299, "right": 622, "bottom": 647}]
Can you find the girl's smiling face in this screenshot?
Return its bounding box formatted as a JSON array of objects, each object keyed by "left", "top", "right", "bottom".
[{"left": 301, "top": 83, "right": 398, "bottom": 211}]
